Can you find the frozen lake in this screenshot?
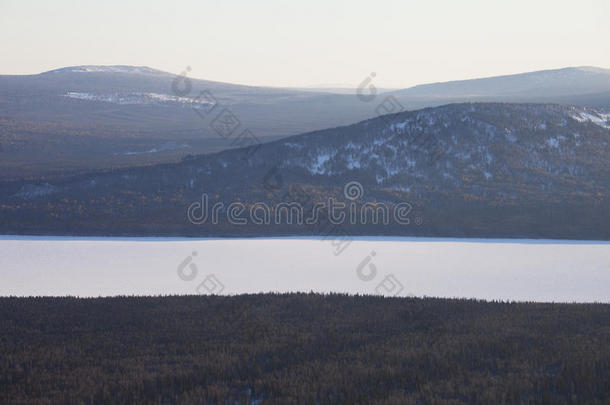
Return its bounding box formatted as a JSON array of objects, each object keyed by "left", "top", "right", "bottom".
[{"left": 0, "top": 236, "right": 608, "bottom": 302}]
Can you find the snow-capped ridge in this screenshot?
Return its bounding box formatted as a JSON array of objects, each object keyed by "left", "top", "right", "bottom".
[
  {"left": 263, "top": 103, "right": 609, "bottom": 189},
  {"left": 43, "top": 65, "right": 169, "bottom": 75}
]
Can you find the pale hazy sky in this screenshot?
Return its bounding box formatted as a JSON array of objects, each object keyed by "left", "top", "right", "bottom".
[{"left": 1, "top": 0, "right": 609, "bottom": 88}]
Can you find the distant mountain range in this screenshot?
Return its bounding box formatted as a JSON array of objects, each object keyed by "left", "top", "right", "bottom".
[
  {"left": 1, "top": 65, "right": 609, "bottom": 180},
  {"left": 393, "top": 66, "right": 610, "bottom": 98},
  {"left": 1, "top": 102, "right": 608, "bottom": 239}
]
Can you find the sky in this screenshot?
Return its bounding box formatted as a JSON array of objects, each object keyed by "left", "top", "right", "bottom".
[{"left": 1, "top": 0, "right": 609, "bottom": 88}]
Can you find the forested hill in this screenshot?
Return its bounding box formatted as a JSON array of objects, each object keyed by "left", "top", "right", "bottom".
[
  {"left": 2, "top": 65, "right": 610, "bottom": 180},
  {"left": 1, "top": 103, "right": 609, "bottom": 239}
]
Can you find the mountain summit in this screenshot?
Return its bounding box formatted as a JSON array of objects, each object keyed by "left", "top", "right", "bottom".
[{"left": 41, "top": 65, "right": 170, "bottom": 76}]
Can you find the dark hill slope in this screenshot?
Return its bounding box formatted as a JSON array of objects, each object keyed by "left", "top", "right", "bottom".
[{"left": 1, "top": 103, "right": 609, "bottom": 239}]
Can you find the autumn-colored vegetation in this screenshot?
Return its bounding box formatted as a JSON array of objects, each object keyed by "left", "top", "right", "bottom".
[{"left": 1, "top": 294, "right": 608, "bottom": 404}]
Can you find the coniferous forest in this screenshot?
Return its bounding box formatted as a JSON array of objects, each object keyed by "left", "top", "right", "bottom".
[{"left": 0, "top": 294, "right": 608, "bottom": 404}]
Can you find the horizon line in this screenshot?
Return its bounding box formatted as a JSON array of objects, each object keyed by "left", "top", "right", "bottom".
[{"left": 2, "top": 64, "right": 609, "bottom": 92}]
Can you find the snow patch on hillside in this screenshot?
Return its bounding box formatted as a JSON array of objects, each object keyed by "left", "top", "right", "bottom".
[
  {"left": 49, "top": 66, "right": 165, "bottom": 75},
  {"left": 114, "top": 142, "right": 190, "bottom": 156},
  {"left": 569, "top": 109, "right": 610, "bottom": 129},
  {"left": 64, "top": 92, "right": 214, "bottom": 106},
  {"left": 309, "top": 152, "right": 335, "bottom": 174},
  {"left": 14, "top": 183, "right": 57, "bottom": 199}
]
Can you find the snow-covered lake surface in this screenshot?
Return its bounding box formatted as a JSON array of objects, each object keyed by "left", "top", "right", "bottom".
[{"left": 1, "top": 236, "right": 608, "bottom": 302}]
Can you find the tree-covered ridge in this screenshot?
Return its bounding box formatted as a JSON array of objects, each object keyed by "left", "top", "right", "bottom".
[
  {"left": 1, "top": 103, "right": 609, "bottom": 239},
  {"left": 1, "top": 294, "right": 608, "bottom": 404}
]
